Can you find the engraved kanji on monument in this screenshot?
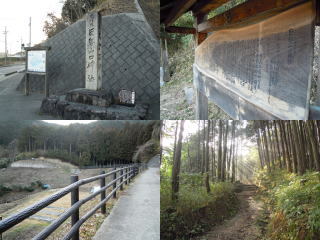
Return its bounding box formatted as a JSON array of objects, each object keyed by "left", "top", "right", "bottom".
[{"left": 86, "top": 12, "right": 102, "bottom": 90}]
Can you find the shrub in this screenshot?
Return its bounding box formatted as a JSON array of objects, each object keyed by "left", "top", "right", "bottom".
[
  {"left": 0, "top": 158, "right": 10, "bottom": 168},
  {"left": 161, "top": 175, "right": 238, "bottom": 240},
  {"left": 0, "top": 184, "right": 12, "bottom": 196},
  {"left": 256, "top": 169, "right": 320, "bottom": 239}
]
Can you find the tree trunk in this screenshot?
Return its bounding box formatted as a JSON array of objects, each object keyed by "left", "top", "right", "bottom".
[
  {"left": 205, "top": 121, "right": 211, "bottom": 193},
  {"left": 260, "top": 121, "right": 271, "bottom": 172},
  {"left": 222, "top": 121, "right": 229, "bottom": 181},
  {"left": 217, "top": 121, "right": 223, "bottom": 181},
  {"left": 172, "top": 120, "right": 185, "bottom": 201}
]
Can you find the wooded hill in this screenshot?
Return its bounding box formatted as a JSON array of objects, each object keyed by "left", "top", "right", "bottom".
[{"left": 0, "top": 121, "right": 160, "bottom": 167}]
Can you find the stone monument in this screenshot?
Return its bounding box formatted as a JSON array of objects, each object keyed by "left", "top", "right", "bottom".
[
  {"left": 40, "top": 11, "right": 149, "bottom": 119},
  {"left": 85, "top": 12, "right": 102, "bottom": 90}
]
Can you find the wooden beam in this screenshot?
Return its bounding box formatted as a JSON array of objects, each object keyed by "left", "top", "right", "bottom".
[
  {"left": 196, "top": 14, "right": 208, "bottom": 45},
  {"left": 192, "top": 0, "right": 230, "bottom": 16},
  {"left": 315, "top": 0, "right": 320, "bottom": 25},
  {"left": 165, "top": 26, "right": 196, "bottom": 34},
  {"left": 198, "top": 0, "right": 310, "bottom": 33},
  {"left": 164, "top": 0, "right": 197, "bottom": 26}
]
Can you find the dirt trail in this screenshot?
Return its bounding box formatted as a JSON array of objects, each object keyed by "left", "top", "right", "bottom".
[{"left": 202, "top": 184, "right": 263, "bottom": 240}]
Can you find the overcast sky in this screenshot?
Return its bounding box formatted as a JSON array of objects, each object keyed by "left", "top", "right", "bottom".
[
  {"left": 0, "top": 0, "right": 64, "bottom": 54},
  {"left": 43, "top": 120, "right": 97, "bottom": 125}
]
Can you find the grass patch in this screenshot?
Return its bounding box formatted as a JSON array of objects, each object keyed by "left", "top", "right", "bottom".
[
  {"left": 3, "top": 221, "right": 49, "bottom": 240},
  {"left": 255, "top": 169, "right": 320, "bottom": 240},
  {"left": 161, "top": 174, "right": 238, "bottom": 240}
]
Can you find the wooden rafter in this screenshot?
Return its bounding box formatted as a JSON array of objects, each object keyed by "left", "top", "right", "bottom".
[
  {"left": 163, "top": 0, "right": 197, "bottom": 26},
  {"left": 192, "top": 0, "right": 230, "bottom": 16},
  {"left": 315, "top": 0, "right": 320, "bottom": 25},
  {"left": 198, "top": 0, "right": 310, "bottom": 33}
]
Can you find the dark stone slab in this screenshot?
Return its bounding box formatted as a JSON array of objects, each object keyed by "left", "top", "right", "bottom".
[
  {"left": 65, "top": 88, "right": 114, "bottom": 107},
  {"left": 40, "top": 95, "right": 148, "bottom": 120}
]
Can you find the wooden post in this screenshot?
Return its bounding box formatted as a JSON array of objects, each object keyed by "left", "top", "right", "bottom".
[
  {"left": 314, "top": 0, "right": 320, "bottom": 25},
  {"left": 25, "top": 51, "right": 29, "bottom": 96},
  {"left": 113, "top": 167, "right": 117, "bottom": 199},
  {"left": 129, "top": 166, "right": 132, "bottom": 183},
  {"left": 0, "top": 216, "right": 2, "bottom": 240},
  {"left": 120, "top": 169, "right": 123, "bottom": 191},
  {"left": 196, "top": 89, "right": 209, "bottom": 119},
  {"left": 45, "top": 52, "right": 49, "bottom": 97},
  {"left": 71, "top": 175, "right": 79, "bottom": 240},
  {"left": 25, "top": 73, "right": 29, "bottom": 96},
  {"left": 195, "top": 13, "right": 209, "bottom": 120},
  {"left": 125, "top": 168, "right": 128, "bottom": 185},
  {"left": 100, "top": 171, "right": 106, "bottom": 214}
]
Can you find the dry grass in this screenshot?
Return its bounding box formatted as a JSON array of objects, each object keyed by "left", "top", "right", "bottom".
[
  {"left": 95, "top": 0, "right": 138, "bottom": 16},
  {"left": 161, "top": 41, "right": 230, "bottom": 120},
  {"left": 1, "top": 174, "right": 134, "bottom": 240}
]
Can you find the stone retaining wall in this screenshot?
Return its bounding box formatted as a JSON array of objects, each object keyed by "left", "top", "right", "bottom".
[{"left": 19, "top": 13, "right": 159, "bottom": 111}]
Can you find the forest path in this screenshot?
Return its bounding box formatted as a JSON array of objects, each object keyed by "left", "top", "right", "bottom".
[{"left": 201, "top": 184, "right": 263, "bottom": 240}]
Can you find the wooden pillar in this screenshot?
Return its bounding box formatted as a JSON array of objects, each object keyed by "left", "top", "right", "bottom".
[
  {"left": 70, "top": 175, "right": 79, "bottom": 240},
  {"left": 113, "top": 168, "right": 117, "bottom": 199},
  {"left": 45, "top": 52, "right": 49, "bottom": 97},
  {"left": 25, "top": 51, "right": 29, "bottom": 96},
  {"left": 0, "top": 216, "right": 2, "bottom": 240},
  {"left": 161, "top": 36, "right": 170, "bottom": 83},
  {"left": 315, "top": 0, "right": 320, "bottom": 25},
  {"left": 125, "top": 168, "right": 128, "bottom": 185},
  {"left": 120, "top": 169, "right": 124, "bottom": 190},
  {"left": 195, "top": 13, "right": 209, "bottom": 119},
  {"left": 100, "top": 171, "right": 106, "bottom": 214}
]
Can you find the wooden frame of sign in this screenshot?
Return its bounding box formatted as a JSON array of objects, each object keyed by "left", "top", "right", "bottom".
[
  {"left": 194, "top": 1, "right": 316, "bottom": 120},
  {"left": 24, "top": 46, "right": 51, "bottom": 97}
]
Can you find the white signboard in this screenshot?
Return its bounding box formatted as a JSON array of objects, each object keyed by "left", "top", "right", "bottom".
[{"left": 27, "top": 50, "right": 46, "bottom": 73}]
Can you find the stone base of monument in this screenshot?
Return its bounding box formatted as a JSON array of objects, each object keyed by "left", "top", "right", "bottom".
[
  {"left": 65, "top": 88, "right": 114, "bottom": 107},
  {"left": 40, "top": 95, "right": 148, "bottom": 120}
]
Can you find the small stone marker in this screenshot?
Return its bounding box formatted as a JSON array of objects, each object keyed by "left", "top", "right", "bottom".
[
  {"left": 119, "top": 89, "right": 135, "bottom": 106},
  {"left": 86, "top": 12, "right": 102, "bottom": 90}
]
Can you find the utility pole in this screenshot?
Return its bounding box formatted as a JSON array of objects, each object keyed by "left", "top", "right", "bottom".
[
  {"left": 3, "top": 27, "right": 8, "bottom": 65},
  {"left": 29, "top": 17, "right": 31, "bottom": 47}
]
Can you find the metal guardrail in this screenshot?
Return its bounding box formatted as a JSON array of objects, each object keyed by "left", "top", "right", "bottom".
[{"left": 0, "top": 163, "right": 148, "bottom": 240}]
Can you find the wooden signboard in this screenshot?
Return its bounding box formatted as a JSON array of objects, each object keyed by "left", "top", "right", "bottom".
[
  {"left": 25, "top": 47, "right": 50, "bottom": 97},
  {"left": 195, "top": 2, "right": 315, "bottom": 120}
]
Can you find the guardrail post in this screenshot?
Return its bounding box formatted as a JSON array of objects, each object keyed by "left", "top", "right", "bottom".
[
  {"left": 120, "top": 168, "right": 124, "bottom": 191},
  {"left": 100, "top": 171, "right": 106, "bottom": 214},
  {"left": 0, "top": 216, "right": 2, "bottom": 240},
  {"left": 71, "top": 175, "right": 79, "bottom": 240},
  {"left": 129, "top": 166, "right": 132, "bottom": 183},
  {"left": 113, "top": 167, "right": 117, "bottom": 199},
  {"left": 125, "top": 168, "right": 128, "bottom": 185}
]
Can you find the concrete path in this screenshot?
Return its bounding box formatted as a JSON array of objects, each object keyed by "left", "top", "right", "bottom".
[
  {"left": 93, "top": 156, "right": 160, "bottom": 240},
  {"left": 0, "top": 73, "right": 56, "bottom": 121}
]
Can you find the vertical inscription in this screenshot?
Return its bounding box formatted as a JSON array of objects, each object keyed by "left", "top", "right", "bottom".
[{"left": 86, "top": 12, "right": 102, "bottom": 90}]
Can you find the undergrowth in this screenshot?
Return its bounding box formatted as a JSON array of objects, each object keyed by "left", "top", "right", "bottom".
[
  {"left": 161, "top": 174, "right": 238, "bottom": 240},
  {"left": 255, "top": 169, "right": 320, "bottom": 240}
]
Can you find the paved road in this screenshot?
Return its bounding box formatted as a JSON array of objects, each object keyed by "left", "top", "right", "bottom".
[
  {"left": 0, "top": 64, "right": 25, "bottom": 81},
  {"left": 93, "top": 155, "right": 160, "bottom": 240},
  {"left": 0, "top": 73, "right": 56, "bottom": 121}
]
